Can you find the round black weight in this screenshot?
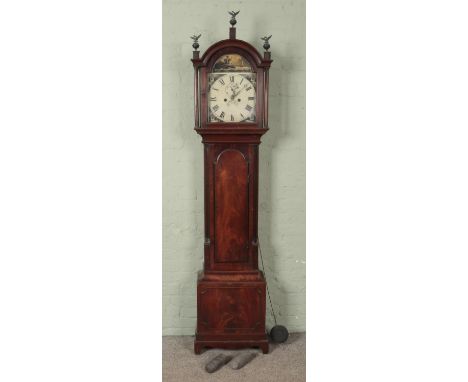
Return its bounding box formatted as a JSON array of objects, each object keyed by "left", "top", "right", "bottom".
[{"left": 269, "top": 325, "right": 289, "bottom": 343}]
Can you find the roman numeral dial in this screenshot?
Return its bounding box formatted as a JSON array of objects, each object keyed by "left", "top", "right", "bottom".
[{"left": 208, "top": 73, "right": 256, "bottom": 122}]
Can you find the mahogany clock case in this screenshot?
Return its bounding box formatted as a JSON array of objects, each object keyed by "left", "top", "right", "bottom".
[{"left": 191, "top": 24, "right": 273, "bottom": 354}]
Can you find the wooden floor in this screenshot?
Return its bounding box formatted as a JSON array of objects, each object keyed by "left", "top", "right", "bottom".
[{"left": 163, "top": 332, "right": 306, "bottom": 382}]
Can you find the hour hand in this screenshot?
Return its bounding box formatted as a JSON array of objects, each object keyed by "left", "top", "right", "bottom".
[{"left": 231, "top": 86, "right": 244, "bottom": 99}]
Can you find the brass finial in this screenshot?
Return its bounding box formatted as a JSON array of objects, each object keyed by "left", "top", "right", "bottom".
[
  {"left": 190, "top": 34, "right": 201, "bottom": 51},
  {"left": 261, "top": 35, "right": 272, "bottom": 51},
  {"left": 228, "top": 10, "right": 240, "bottom": 26}
]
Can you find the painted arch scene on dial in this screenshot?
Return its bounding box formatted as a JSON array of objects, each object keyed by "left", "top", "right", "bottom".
[{"left": 208, "top": 54, "right": 256, "bottom": 123}]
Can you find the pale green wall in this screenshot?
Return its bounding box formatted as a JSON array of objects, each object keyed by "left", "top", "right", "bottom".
[{"left": 162, "top": 0, "right": 306, "bottom": 335}]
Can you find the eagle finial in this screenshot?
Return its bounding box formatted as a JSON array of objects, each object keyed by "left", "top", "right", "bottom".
[
  {"left": 228, "top": 10, "right": 240, "bottom": 26},
  {"left": 190, "top": 34, "right": 201, "bottom": 51},
  {"left": 261, "top": 35, "right": 272, "bottom": 51}
]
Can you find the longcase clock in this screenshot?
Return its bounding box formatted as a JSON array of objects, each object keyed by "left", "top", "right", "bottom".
[{"left": 191, "top": 11, "right": 273, "bottom": 354}]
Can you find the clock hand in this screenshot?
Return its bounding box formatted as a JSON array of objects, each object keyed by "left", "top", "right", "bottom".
[
  {"left": 231, "top": 86, "right": 245, "bottom": 100},
  {"left": 227, "top": 89, "right": 240, "bottom": 104},
  {"left": 227, "top": 87, "right": 246, "bottom": 106}
]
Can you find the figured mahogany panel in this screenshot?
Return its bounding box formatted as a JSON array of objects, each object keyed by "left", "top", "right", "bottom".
[
  {"left": 198, "top": 286, "right": 263, "bottom": 332},
  {"left": 214, "top": 149, "right": 249, "bottom": 263}
]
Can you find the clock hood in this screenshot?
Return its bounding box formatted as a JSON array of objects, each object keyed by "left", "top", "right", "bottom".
[{"left": 200, "top": 39, "right": 268, "bottom": 69}]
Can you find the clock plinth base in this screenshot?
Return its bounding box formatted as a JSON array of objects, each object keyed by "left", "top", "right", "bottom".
[
  {"left": 195, "top": 271, "right": 269, "bottom": 354},
  {"left": 194, "top": 337, "right": 269, "bottom": 355}
]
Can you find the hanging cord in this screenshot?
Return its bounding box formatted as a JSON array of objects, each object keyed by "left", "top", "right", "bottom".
[{"left": 258, "top": 240, "right": 278, "bottom": 326}]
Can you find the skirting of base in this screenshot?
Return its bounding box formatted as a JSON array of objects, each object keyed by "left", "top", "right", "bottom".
[{"left": 194, "top": 338, "right": 269, "bottom": 354}]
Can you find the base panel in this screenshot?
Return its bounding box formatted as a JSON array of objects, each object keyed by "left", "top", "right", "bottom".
[
  {"left": 195, "top": 273, "right": 268, "bottom": 354},
  {"left": 194, "top": 337, "right": 269, "bottom": 354}
]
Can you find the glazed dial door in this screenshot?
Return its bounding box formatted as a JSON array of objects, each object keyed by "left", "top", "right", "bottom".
[{"left": 207, "top": 54, "right": 256, "bottom": 123}]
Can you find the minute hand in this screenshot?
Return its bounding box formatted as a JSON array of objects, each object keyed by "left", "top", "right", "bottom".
[{"left": 231, "top": 86, "right": 245, "bottom": 99}]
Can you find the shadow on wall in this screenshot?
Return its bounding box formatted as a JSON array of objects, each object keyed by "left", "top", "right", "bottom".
[{"left": 258, "top": 47, "right": 293, "bottom": 331}]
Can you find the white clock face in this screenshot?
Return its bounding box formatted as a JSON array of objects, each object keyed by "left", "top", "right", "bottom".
[{"left": 208, "top": 73, "right": 256, "bottom": 123}]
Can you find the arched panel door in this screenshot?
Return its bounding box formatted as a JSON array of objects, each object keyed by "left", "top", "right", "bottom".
[{"left": 214, "top": 149, "right": 249, "bottom": 264}]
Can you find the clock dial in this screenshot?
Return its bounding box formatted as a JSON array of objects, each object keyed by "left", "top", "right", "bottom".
[{"left": 208, "top": 73, "right": 256, "bottom": 122}]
